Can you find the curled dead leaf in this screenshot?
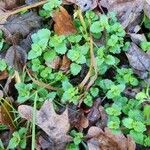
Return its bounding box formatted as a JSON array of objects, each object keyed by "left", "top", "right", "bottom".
[
  {"left": 18, "top": 100, "right": 72, "bottom": 149},
  {"left": 53, "top": 6, "right": 77, "bottom": 35},
  {"left": 87, "top": 126, "right": 136, "bottom": 150},
  {"left": 60, "top": 55, "right": 71, "bottom": 73}
]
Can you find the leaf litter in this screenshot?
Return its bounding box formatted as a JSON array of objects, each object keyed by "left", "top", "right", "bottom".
[{"left": 0, "top": 0, "right": 150, "bottom": 149}]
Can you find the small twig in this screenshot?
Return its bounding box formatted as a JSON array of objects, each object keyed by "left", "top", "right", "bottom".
[{"left": 86, "top": 36, "right": 98, "bottom": 90}]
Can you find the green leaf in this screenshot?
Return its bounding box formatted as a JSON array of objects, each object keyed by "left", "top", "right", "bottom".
[
  {"left": 68, "top": 35, "right": 82, "bottom": 43},
  {"left": 43, "top": 50, "right": 57, "bottom": 62},
  {"left": 28, "top": 44, "right": 42, "bottom": 59},
  {"left": 136, "top": 92, "right": 147, "bottom": 101},
  {"left": 122, "top": 118, "right": 134, "bottom": 129},
  {"left": 105, "top": 55, "right": 116, "bottom": 65},
  {"left": 70, "top": 63, "right": 81, "bottom": 76},
  {"left": 98, "top": 79, "right": 114, "bottom": 90},
  {"left": 40, "top": 67, "right": 52, "bottom": 79},
  {"left": 132, "top": 121, "right": 146, "bottom": 132},
  {"left": 15, "top": 83, "right": 33, "bottom": 103},
  {"left": 144, "top": 136, "right": 150, "bottom": 147},
  {"left": 55, "top": 42, "right": 67, "bottom": 54},
  {"left": 108, "top": 120, "right": 120, "bottom": 129},
  {"left": 62, "top": 80, "right": 73, "bottom": 90},
  {"left": 0, "top": 59, "right": 7, "bottom": 71},
  {"left": 90, "top": 87, "right": 99, "bottom": 97},
  {"left": 84, "top": 94, "right": 93, "bottom": 107},
  {"left": 106, "top": 105, "right": 121, "bottom": 116},
  {"left": 130, "top": 130, "right": 144, "bottom": 145},
  {"left": 141, "top": 41, "right": 150, "bottom": 52},
  {"left": 90, "top": 21, "right": 102, "bottom": 33},
  {"left": 8, "top": 132, "right": 20, "bottom": 149}
]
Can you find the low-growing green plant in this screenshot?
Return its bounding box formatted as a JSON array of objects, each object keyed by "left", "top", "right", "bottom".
[
  {"left": 0, "top": 59, "right": 7, "bottom": 72},
  {"left": 39, "top": 0, "right": 62, "bottom": 18},
  {"left": 67, "top": 130, "right": 84, "bottom": 150},
  {"left": 7, "top": 127, "right": 27, "bottom": 149},
  {"left": 6, "top": 4, "right": 149, "bottom": 149}
]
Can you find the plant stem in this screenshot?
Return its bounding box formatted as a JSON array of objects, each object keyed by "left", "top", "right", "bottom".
[{"left": 32, "top": 92, "right": 38, "bottom": 150}]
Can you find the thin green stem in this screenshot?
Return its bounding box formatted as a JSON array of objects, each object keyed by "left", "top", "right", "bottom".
[{"left": 31, "top": 92, "right": 38, "bottom": 150}]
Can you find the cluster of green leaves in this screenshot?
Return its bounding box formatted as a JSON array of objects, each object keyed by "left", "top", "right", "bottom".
[
  {"left": 140, "top": 41, "right": 150, "bottom": 52},
  {"left": 7, "top": 128, "right": 27, "bottom": 149},
  {"left": 115, "top": 68, "right": 139, "bottom": 86},
  {"left": 39, "top": 0, "right": 62, "bottom": 18},
  {"left": 12, "top": 8, "right": 149, "bottom": 148},
  {"left": 105, "top": 90, "right": 150, "bottom": 146},
  {"left": 0, "top": 58, "right": 7, "bottom": 72},
  {"left": 82, "top": 11, "right": 130, "bottom": 75},
  {"left": 83, "top": 87, "right": 99, "bottom": 107},
  {"left": 67, "top": 130, "right": 84, "bottom": 150}
]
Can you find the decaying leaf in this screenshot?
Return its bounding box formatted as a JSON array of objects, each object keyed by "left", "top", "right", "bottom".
[
  {"left": 87, "top": 126, "right": 136, "bottom": 150},
  {"left": 0, "top": 70, "right": 8, "bottom": 81},
  {"left": 60, "top": 55, "right": 71, "bottom": 73},
  {"left": 144, "top": 0, "right": 150, "bottom": 19},
  {"left": 18, "top": 100, "right": 72, "bottom": 150},
  {"left": 3, "top": 0, "right": 18, "bottom": 10},
  {"left": 99, "top": 0, "right": 143, "bottom": 29},
  {"left": 4, "top": 11, "right": 42, "bottom": 38},
  {"left": 45, "top": 56, "right": 61, "bottom": 70},
  {"left": 129, "top": 33, "right": 146, "bottom": 45},
  {"left": 126, "top": 42, "right": 150, "bottom": 79},
  {"left": 65, "top": 0, "right": 98, "bottom": 11},
  {"left": 53, "top": 6, "right": 77, "bottom": 35},
  {"left": 5, "top": 45, "right": 27, "bottom": 70}
]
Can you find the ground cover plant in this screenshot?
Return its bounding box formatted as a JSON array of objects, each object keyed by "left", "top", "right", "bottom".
[{"left": 0, "top": 0, "right": 150, "bottom": 149}]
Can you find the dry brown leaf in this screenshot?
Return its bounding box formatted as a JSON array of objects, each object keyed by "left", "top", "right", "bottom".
[
  {"left": 4, "top": 11, "right": 42, "bottom": 38},
  {"left": 60, "top": 55, "right": 71, "bottom": 73},
  {"left": 0, "top": 99, "right": 16, "bottom": 131},
  {"left": 5, "top": 45, "right": 27, "bottom": 70},
  {"left": 53, "top": 6, "right": 77, "bottom": 35},
  {"left": 144, "top": 0, "right": 150, "bottom": 19},
  {"left": 45, "top": 56, "right": 61, "bottom": 70},
  {"left": 3, "top": 0, "right": 17, "bottom": 10},
  {"left": 126, "top": 42, "right": 150, "bottom": 79},
  {"left": 18, "top": 100, "right": 72, "bottom": 150},
  {"left": 0, "top": 70, "right": 8, "bottom": 81},
  {"left": 99, "top": 0, "right": 143, "bottom": 29},
  {"left": 87, "top": 126, "right": 136, "bottom": 150}
]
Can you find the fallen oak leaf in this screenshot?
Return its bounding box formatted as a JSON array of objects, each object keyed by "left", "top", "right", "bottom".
[
  {"left": 18, "top": 100, "right": 72, "bottom": 149},
  {"left": 87, "top": 126, "right": 136, "bottom": 150},
  {"left": 53, "top": 6, "right": 77, "bottom": 35}
]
